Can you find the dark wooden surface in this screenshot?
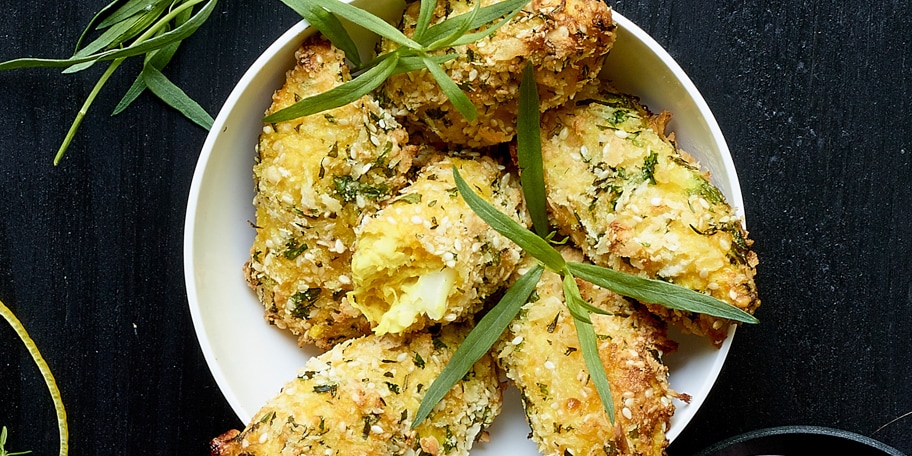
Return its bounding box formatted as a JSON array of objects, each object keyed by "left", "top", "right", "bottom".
[{"left": 0, "top": 1, "right": 909, "bottom": 454}]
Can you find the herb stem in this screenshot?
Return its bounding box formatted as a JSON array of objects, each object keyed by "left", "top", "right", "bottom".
[
  {"left": 53, "top": 0, "right": 209, "bottom": 165},
  {"left": 134, "top": 0, "right": 206, "bottom": 44},
  {"left": 54, "top": 58, "right": 124, "bottom": 165}
]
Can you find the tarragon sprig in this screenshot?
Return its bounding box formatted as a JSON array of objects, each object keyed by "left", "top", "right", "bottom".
[
  {"left": 0, "top": 0, "right": 217, "bottom": 165},
  {"left": 270, "top": 0, "right": 531, "bottom": 123},
  {"left": 0, "top": 426, "right": 31, "bottom": 456},
  {"left": 413, "top": 63, "right": 759, "bottom": 427}
]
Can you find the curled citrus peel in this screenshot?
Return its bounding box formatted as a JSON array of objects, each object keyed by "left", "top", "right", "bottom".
[{"left": 0, "top": 299, "right": 68, "bottom": 456}]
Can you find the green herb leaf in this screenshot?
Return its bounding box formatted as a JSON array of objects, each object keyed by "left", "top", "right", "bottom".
[
  {"left": 421, "top": 56, "right": 477, "bottom": 121},
  {"left": 413, "top": 264, "right": 544, "bottom": 427},
  {"left": 562, "top": 273, "right": 592, "bottom": 324},
  {"left": 264, "top": 52, "right": 399, "bottom": 123},
  {"left": 566, "top": 261, "right": 759, "bottom": 324},
  {"left": 425, "top": 0, "right": 480, "bottom": 50},
  {"left": 0, "top": 0, "right": 219, "bottom": 164},
  {"left": 453, "top": 167, "right": 566, "bottom": 271},
  {"left": 516, "top": 62, "right": 549, "bottom": 237},
  {"left": 446, "top": 6, "right": 523, "bottom": 47},
  {"left": 412, "top": 0, "right": 437, "bottom": 42},
  {"left": 98, "top": 0, "right": 165, "bottom": 29},
  {"left": 571, "top": 308, "right": 616, "bottom": 424},
  {"left": 304, "top": 0, "right": 420, "bottom": 49},
  {"left": 420, "top": 0, "right": 530, "bottom": 45},
  {"left": 281, "top": 0, "right": 362, "bottom": 67},
  {"left": 392, "top": 53, "right": 458, "bottom": 74},
  {"left": 114, "top": 21, "right": 187, "bottom": 116},
  {"left": 74, "top": 0, "right": 121, "bottom": 52},
  {"left": 141, "top": 65, "right": 214, "bottom": 129},
  {"left": 560, "top": 269, "right": 612, "bottom": 316},
  {"left": 0, "top": 0, "right": 216, "bottom": 71}
]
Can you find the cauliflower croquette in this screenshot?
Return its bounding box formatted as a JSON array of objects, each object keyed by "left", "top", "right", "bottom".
[
  {"left": 496, "top": 249, "right": 683, "bottom": 456},
  {"left": 539, "top": 86, "right": 760, "bottom": 344},
  {"left": 246, "top": 36, "right": 418, "bottom": 349},
  {"left": 350, "top": 153, "right": 527, "bottom": 334},
  {"left": 381, "top": 0, "right": 616, "bottom": 147},
  {"left": 210, "top": 324, "right": 502, "bottom": 456}
]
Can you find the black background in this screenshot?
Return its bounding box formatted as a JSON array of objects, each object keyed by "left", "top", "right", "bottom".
[{"left": 0, "top": 1, "right": 910, "bottom": 455}]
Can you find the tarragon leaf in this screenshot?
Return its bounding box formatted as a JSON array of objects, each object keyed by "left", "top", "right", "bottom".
[
  {"left": 421, "top": 56, "right": 477, "bottom": 121},
  {"left": 447, "top": 6, "right": 523, "bottom": 47},
  {"left": 413, "top": 264, "right": 544, "bottom": 427},
  {"left": 453, "top": 168, "right": 566, "bottom": 271},
  {"left": 566, "top": 261, "right": 759, "bottom": 324},
  {"left": 571, "top": 306, "right": 616, "bottom": 424},
  {"left": 420, "top": 0, "right": 530, "bottom": 45},
  {"left": 74, "top": 0, "right": 121, "bottom": 52},
  {"left": 517, "top": 62, "right": 548, "bottom": 237},
  {"left": 114, "top": 14, "right": 189, "bottom": 115},
  {"left": 98, "top": 0, "right": 166, "bottom": 29},
  {"left": 562, "top": 273, "right": 592, "bottom": 324},
  {"left": 412, "top": 0, "right": 437, "bottom": 42},
  {"left": 70, "top": 0, "right": 170, "bottom": 68},
  {"left": 0, "top": 0, "right": 216, "bottom": 71},
  {"left": 141, "top": 65, "right": 214, "bottom": 129},
  {"left": 425, "top": 0, "right": 480, "bottom": 50},
  {"left": 263, "top": 52, "right": 399, "bottom": 123},
  {"left": 304, "top": 0, "right": 420, "bottom": 49},
  {"left": 281, "top": 0, "right": 362, "bottom": 67},
  {"left": 392, "top": 53, "right": 457, "bottom": 74}
]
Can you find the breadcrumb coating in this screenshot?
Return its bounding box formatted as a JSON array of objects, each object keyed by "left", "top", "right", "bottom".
[
  {"left": 210, "top": 324, "right": 502, "bottom": 456},
  {"left": 350, "top": 153, "right": 527, "bottom": 334},
  {"left": 245, "top": 36, "right": 418, "bottom": 349},
  {"left": 538, "top": 85, "right": 760, "bottom": 344},
  {"left": 496, "top": 249, "right": 682, "bottom": 456},
  {"left": 380, "top": 0, "right": 616, "bottom": 147}
]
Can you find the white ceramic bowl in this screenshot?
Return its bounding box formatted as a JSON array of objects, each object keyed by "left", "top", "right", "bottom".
[{"left": 185, "top": 1, "right": 743, "bottom": 452}]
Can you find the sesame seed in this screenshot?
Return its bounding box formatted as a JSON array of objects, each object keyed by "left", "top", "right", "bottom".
[
  {"left": 371, "top": 425, "right": 384, "bottom": 434},
  {"left": 544, "top": 361, "right": 555, "bottom": 370},
  {"left": 511, "top": 335, "right": 524, "bottom": 345},
  {"left": 614, "top": 130, "right": 629, "bottom": 139},
  {"left": 622, "top": 407, "right": 633, "bottom": 419}
]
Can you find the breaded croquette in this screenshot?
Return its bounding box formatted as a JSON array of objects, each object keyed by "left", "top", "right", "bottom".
[
  {"left": 495, "top": 249, "right": 683, "bottom": 456},
  {"left": 380, "top": 0, "right": 616, "bottom": 148},
  {"left": 350, "top": 153, "right": 526, "bottom": 334},
  {"left": 209, "top": 324, "right": 502, "bottom": 456},
  {"left": 245, "top": 36, "right": 417, "bottom": 349},
  {"left": 538, "top": 86, "right": 760, "bottom": 344}
]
